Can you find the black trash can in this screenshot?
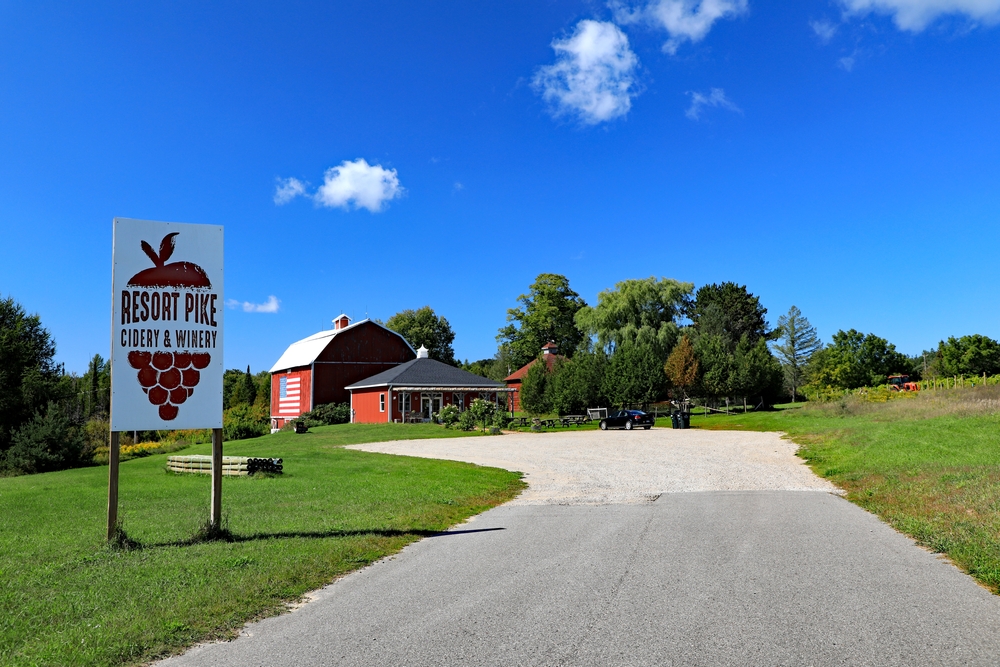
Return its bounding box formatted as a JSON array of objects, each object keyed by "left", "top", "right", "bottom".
[
  {"left": 670, "top": 411, "right": 680, "bottom": 429},
  {"left": 681, "top": 412, "right": 691, "bottom": 429}
]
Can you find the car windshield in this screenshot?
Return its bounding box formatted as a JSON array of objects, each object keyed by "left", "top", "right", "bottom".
[{"left": 628, "top": 410, "right": 645, "bottom": 415}]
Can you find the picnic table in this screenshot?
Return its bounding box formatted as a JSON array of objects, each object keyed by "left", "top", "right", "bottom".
[{"left": 560, "top": 415, "right": 590, "bottom": 427}]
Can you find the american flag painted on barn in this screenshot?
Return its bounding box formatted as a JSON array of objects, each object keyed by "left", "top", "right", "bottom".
[{"left": 278, "top": 375, "right": 303, "bottom": 415}]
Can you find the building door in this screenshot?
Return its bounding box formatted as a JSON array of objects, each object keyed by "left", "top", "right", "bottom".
[{"left": 421, "top": 393, "right": 442, "bottom": 420}]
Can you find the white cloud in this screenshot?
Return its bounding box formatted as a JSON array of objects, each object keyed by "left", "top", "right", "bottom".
[
  {"left": 810, "top": 18, "right": 840, "bottom": 42},
  {"left": 273, "top": 177, "right": 307, "bottom": 205},
  {"left": 839, "top": 55, "right": 857, "bottom": 70},
  {"left": 453, "top": 181, "right": 464, "bottom": 192},
  {"left": 612, "top": 0, "right": 748, "bottom": 53},
  {"left": 533, "top": 20, "right": 640, "bottom": 125},
  {"left": 226, "top": 296, "right": 281, "bottom": 314},
  {"left": 314, "top": 159, "right": 403, "bottom": 212},
  {"left": 840, "top": 0, "right": 1000, "bottom": 31},
  {"left": 686, "top": 88, "right": 742, "bottom": 120}
]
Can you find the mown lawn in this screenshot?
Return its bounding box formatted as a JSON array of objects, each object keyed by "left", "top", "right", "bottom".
[
  {"left": 692, "top": 391, "right": 1000, "bottom": 592},
  {"left": 0, "top": 423, "right": 525, "bottom": 666}
]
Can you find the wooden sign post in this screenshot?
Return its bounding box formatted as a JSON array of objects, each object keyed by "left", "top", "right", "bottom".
[{"left": 108, "top": 218, "right": 224, "bottom": 539}]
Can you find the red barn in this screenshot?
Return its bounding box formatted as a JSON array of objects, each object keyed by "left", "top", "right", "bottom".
[
  {"left": 268, "top": 315, "right": 415, "bottom": 429},
  {"left": 504, "top": 341, "right": 563, "bottom": 413},
  {"left": 347, "top": 346, "right": 512, "bottom": 423}
]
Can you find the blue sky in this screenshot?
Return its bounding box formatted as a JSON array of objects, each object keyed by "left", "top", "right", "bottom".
[{"left": 2, "top": 0, "right": 999, "bottom": 374}]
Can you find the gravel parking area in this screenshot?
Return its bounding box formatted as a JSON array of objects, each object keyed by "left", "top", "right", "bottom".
[{"left": 347, "top": 428, "right": 839, "bottom": 505}]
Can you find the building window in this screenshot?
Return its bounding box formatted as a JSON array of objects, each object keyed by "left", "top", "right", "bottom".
[
  {"left": 379, "top": 393, "right": 385, "bottom": 412},
  {"left": 453, "top": 393, "right": 464, "bottom": 411},
  {"left": 399, "top": 392, "right": 411, "bottom": 414},
  {"left": 280, "top": 376, "right": 287, "bottom": 399}
]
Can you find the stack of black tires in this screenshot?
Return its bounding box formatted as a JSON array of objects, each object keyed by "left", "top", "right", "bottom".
[{"left": 247, "top": 457, "right": 283, "bottom": 475}]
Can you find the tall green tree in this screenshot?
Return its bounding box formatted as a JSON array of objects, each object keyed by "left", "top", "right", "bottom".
[
  {"left": 575, "top": 277, "right": 692, "bottom": 358},
  {"left": 548, "top": 352, "right": 607, "bottom": 415},
  {"left": 518, "top": 359, "right": 551, "bottom": 415},
  {"left": 689, "top": 283, "right": 770, "bottom": 346},
  {"left": 771, "top": 306, "right": 822, "bottom": 401},
  {"left": 935, "top": 335, "right": 1000, "bottom": 377},
  {"left": 0, "top": 296, "right": 61, "bottom": 455},
  {"left": 601, "top": 342, "right": 668, "bottom": 407},
  {"left": 387, "top": 306, "right": 457, "bottom": 365},
  {"left": 693, "top": 334, "right": 734, "bottom": 402},
  {"left": 807, "top": 329, "right": 909, "bottom": 390},
  {"left": 497, "top": 274, "right": 586, "bottom": 369},
  {"left": 732, "top": 336, "right": 783, "bottom": 409}
]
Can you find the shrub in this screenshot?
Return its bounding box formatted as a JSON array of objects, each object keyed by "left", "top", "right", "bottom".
[
  {"left": 300, "top": 402, "right": 351, "bottom": 426},
  {"left": 2, "top": 402, "right": 85, "bottom": 475},
  {"left": 223, "top": 403, "right": 269, "bottom": 441},
  {"left": 458, "top": 410, "right": 477, "bottom": 431},
  {"left": 439, "top": 404, "right": 461, "bottom": 428}
]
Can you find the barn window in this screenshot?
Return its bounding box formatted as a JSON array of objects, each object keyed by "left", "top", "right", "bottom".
[
  {"left": 280, "top": 376, "right": 287, "bottom": 399},
  {"left": 399, "top": 392, "right": 411, "bottom": 414},
  {"left": 453, "top": 393, "right": 464, "bottom": 411},
  {"left": 379, "top": 393, "right": 385, "bottom": 412}
]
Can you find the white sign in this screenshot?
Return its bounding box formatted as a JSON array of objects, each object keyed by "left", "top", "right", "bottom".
[{"left": 110, "top": 218, "right": 224, "bottom": 431}]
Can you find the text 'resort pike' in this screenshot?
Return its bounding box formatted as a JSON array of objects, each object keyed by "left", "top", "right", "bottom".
[{"left": 121, "top": 290, "right": 218, "bottom": 326}]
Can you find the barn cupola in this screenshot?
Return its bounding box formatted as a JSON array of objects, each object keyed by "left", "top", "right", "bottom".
[
  {"left": 416, "top": 345, "right": 430, "bottom": 359},
  {"left": 541, "top": 341, "right": 559, "bottom": 355},
  {"left": 333, "top": 314, "right": 351, "bottom": 330}
]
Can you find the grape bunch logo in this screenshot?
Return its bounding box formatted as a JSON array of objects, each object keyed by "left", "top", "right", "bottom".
[
  {"left": 121, "top": 232, "right": 217, "bottom": 422},
  {"left": 127, "top": 350, "right": 210, "bottom": 420}
]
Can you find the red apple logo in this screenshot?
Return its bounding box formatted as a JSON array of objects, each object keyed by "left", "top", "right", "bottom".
[
  {"left": 129, "top": 350, "right": 211, "bottom": 421},
  {"left": 128, "top": 232, "right": 211, "bottom": 288}
]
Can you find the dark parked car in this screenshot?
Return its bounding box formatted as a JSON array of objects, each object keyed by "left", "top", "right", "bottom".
[{"left": 599, "top": 409, "right": 654, "bottom": 431}]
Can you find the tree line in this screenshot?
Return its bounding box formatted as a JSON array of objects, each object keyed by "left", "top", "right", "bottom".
[
  {"left": 4, "top": 278, "right": 1000, "bottom": 474},
  {"left": 382, "top": 275, "right": 1000, "bottom": 414}
]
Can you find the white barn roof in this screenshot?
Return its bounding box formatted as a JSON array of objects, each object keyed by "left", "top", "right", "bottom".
[{"left": 268, "top": 319, "right": 415, "bottom": 373}]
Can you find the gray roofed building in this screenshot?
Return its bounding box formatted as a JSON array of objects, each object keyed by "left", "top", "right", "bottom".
[{"left": 345, "top": 353, "right": 503, "bottom": 390}]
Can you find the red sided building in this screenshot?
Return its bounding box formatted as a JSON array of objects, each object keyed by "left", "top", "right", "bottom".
[
  {"left": 268, "top": 315, "right": 415, "bottom": 429},
  {"left": 504, "top": 341, "right": 563, "bottom": 413},
  {"left": 347, "top": 346, "right": 512, "bottom": 423}
]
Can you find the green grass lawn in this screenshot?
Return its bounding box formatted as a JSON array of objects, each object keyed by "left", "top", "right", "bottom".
[
  {"left": 0, "top": 423, "right": 525, "bottom": 667},
  {"left": 691, "top": 390, "right": 1000, "bottom": 592}
]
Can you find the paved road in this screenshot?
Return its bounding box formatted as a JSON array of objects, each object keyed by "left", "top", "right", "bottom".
[{"left": 160, "top": 431, "right": 1000, "bottom": 666}]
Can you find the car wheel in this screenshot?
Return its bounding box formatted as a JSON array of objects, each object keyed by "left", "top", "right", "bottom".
[
  {"left": 625, "top": 420, "right": 633, "bottom": 430},
  {"left": 643, "top": 425, "right": 651, "bottom": 430},
  {"left": 599, "top": 420, "right": 607, "bottom": 431}
]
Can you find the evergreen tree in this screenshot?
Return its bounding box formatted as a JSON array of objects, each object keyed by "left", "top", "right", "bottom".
[
  {"left": 519, "top": 358, "right": 551, "bottom": 415},
  {"left": 0, "top": 296, "right": 61, "bottom": 456},
  {"left": 548, "top": 352, "right": 606, "bottom": 415},
  {"left": 3, "top": 402, "right": 84, "bottom": 474},
  {"left": 601, "top": 342, "right": 668, "bottom": 408},
  {"left": 689, "top": 282, "right": 770, "bottom": 345},
  {"left": 772, "top": 306, "right": 822, "bottom": 401}
]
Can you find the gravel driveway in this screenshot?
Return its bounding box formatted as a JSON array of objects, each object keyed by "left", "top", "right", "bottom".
[
  {"left": 163, "top": 428, "right": 1000, "bottom": 667},
  {"left": 347, "top": 428, "right": 839, "bottom": 504}
]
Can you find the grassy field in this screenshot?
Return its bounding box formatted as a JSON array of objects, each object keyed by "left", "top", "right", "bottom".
[
  {"left": 691, "top": 388, "right": 1000, "bottom": 592},
  {"left": 0, "top": 423, "right": 525, "bottom": 667}
]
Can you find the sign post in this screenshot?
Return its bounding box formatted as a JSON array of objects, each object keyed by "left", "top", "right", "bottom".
[{"left": 109, "top": 218, "right": 224, "bottom": 538}]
